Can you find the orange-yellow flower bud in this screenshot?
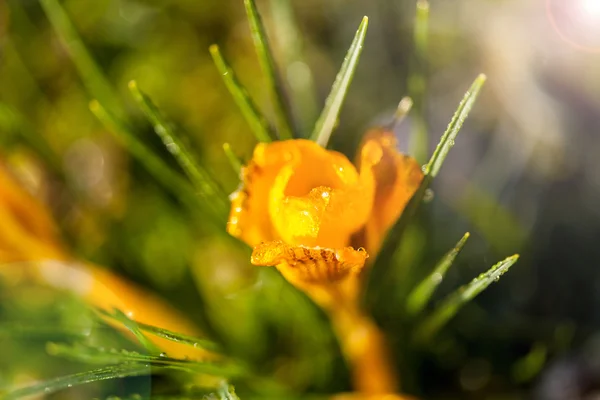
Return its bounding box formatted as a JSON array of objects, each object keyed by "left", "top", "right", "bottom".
[{"left": 228, "top": 131, "right": 423, "bottom": 278}]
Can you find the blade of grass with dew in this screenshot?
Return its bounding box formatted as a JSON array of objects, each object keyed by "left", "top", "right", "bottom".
[
  {"left": 128, "top": 81, "right": 228, "bottom": 219},
  {"left": 209, "top": 45, "right": 274, "bottom": 143},
  {"left": 310, "top": 17, "right": 369, "bottom": 147},
  {"left": 244, "top": 0, "right": 294, "bottom": 139},
  {"left": 223, "top": 143, "right": 243, "bottom": 175},
  {"left": 108, "top": 308, "right": 160, "bottom": 354},
  {"left": 4, "top": 363, "right": 152, "bottom": 399},
  {"left": 365, "top": 74, "right": 486, "bottom": 304},
  {"left": 137, "top": 322, "right": 223, "bottom": 354},
  {"left": 268, "top": 0, "right": 319, "bottom": 133},
  {"left": 406, "top": 232, "right": 470, "bottom": 316},
  {"left": 39, "top": 0, "right": 123, "bottom": 118},
  {"left": 46, "top": 342, "right": 244, "bottom": 376},
  {"left": 414, "top": 254, "right": 519, "bottom": 344},
  {"left": 88, "top": 101, "right": 213, "bottom": 217},
  {"left": 97, "top": 308, "right": 222, "bottom": 353},
  {"left": 424, "top": 73, "right": 487, "bottom": 177},
  {"left": 408, "top": 0, "right": 430, "bottom": 163}
]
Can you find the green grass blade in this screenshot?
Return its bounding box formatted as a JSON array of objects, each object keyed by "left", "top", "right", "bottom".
[
  {"left": 367, "top": 75, "right": 485, "bottom": 305},
  {"left": 5, "top": 364, "right": 151, "bottom": 399},
  {"left": 107, "top": 308, "right": 160, "bottom": 354},
  {"left": 128, "top": 81, "right": 228, "bottom": 219},
  {"left": 268, "top": 0, "right": 319, "bottom": 134},
  {"left": 223, "top": 143, "right": 243, "bottom": 175},
  {"left": 408, "top": 0, "right": 430, "bottom": 163},
  {"left": 406, "top": 232, "right": 470, "bottom": 316},
  {"left": 209, "top": 45, "right": 274, "bottom": 143},
  {"left": 46, "top": 342, "right": 242, "bottom": 376},
  {"left": 414, "top": 254, "right": 519, "bottom": 343},
  {"left": 39, "top": 0, "right": 122, "bottom": 118},
  {"left": 310, "top": 16, "right": 369, "bottom": 146},
  {"left": 424, "top": 74, "right": 487, "bottom": 177},
  {"left": 97, "top": 308, "right": 222, "bottom": 353},
  {"left": 414, "top": 0, "right": 430, "bottom": 56},
  {"left": 244, "top": 0, "right": 294, "bottom": 139},
  {"left": 136, "top": 322, "right": 222, "bottom": 354},
  {"left": 88, "top": 100, "right": 200, "bottom": 211}
]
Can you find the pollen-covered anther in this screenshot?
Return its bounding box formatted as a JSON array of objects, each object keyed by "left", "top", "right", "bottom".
[{"left": 251, "top": 240, "right": 368, "bottom": 283}]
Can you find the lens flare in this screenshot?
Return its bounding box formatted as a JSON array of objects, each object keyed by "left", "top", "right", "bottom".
[{"left": 547, "top": 0, "right": 600, "bottom": 52}]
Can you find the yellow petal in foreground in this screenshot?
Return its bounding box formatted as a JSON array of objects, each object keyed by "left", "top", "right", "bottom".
[
  {"left": 0, "top": 165, "right": 66, "bottom": 263},
  {"left": 0, "top": 165, "right": 206, "bottom": 359}
]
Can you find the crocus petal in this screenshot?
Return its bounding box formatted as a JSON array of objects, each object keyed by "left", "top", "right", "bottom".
[
  {"left": 227, "top": 141, "right": 298, "bottom": 246},
  {"left": 358, "top": 129, "right": 424, "bottom": 254},
  {"left": 251, "top": 240, "right": 368, "bottom": 282},
  {"left": 251, "top": 239, "right": 368, "bottom": 307},
  {"left": 267, "top": 140, "right": 374, "bottom": 248}
]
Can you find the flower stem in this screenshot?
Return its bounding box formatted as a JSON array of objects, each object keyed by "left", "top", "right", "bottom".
[
  {"left": 330, "top": 305, "right": 398, "bottom": 394},
  {"left": 309, "top": 283, "right": 398, "bottom": 394}
]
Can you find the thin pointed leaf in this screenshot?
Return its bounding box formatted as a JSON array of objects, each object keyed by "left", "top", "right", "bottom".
[
  {"left": 408, "top": 0, "right": 430, "bottom": 163},
  {"left": 88, "top": 100, "right": 202, "bottom": 213},
  {"left": 414, "top": 0, "right": 430, "bottom": 53},
  {"left": 424, "top": 73, "right": 487, "bottom": 177},
  {"left": 107, "top": 308, "right": 160, "bottom": 354},
  {"left": 244, "top": 0, "right": 294, "bottom": 139},
  {"left": 414, "top": 254, "right": 519, "bottom": 343},
  {"left": 5, "top": 364, "right": 152, "bottom": 399},
  {"left": 39, "top": 0, "right": 122, "bottom": 118},
  {"left": 268, "top": 0, "right": 319, "bottom": 133},
  {"left": 128, "top": 81, "right": 228, "bottom": 219},
  {"left": 96, "top": 308, "right": 222, "bottom": 353},
  {"left": 209, "top": 45, "right": 274, "bottom": 143},
  {"left": 406, "top": 232, "right": 470, "bottom": 316},
  {"left": 311, "top": 17, "right": 369, "bottom": 146},
  {"left": 46, "top": 343, "right": 242, "bottom": 376},
  {"left": 223, "top": 143, "right": 243, "bottom": 175},
  {"left": 366, "top": 74, "right": 486, "bottom": 304}
]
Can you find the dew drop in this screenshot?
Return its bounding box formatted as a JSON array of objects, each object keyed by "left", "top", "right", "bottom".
[
  {"left": 423, "top": 188, "right": 435, "bottom": 203},
  {"left": 431, "top": 272, "right": 443, "bottom": 284}
]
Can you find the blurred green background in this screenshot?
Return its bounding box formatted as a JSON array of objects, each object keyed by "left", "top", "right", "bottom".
[{"left": 2, "top": 0, "right": 600, "bottom": 398}]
